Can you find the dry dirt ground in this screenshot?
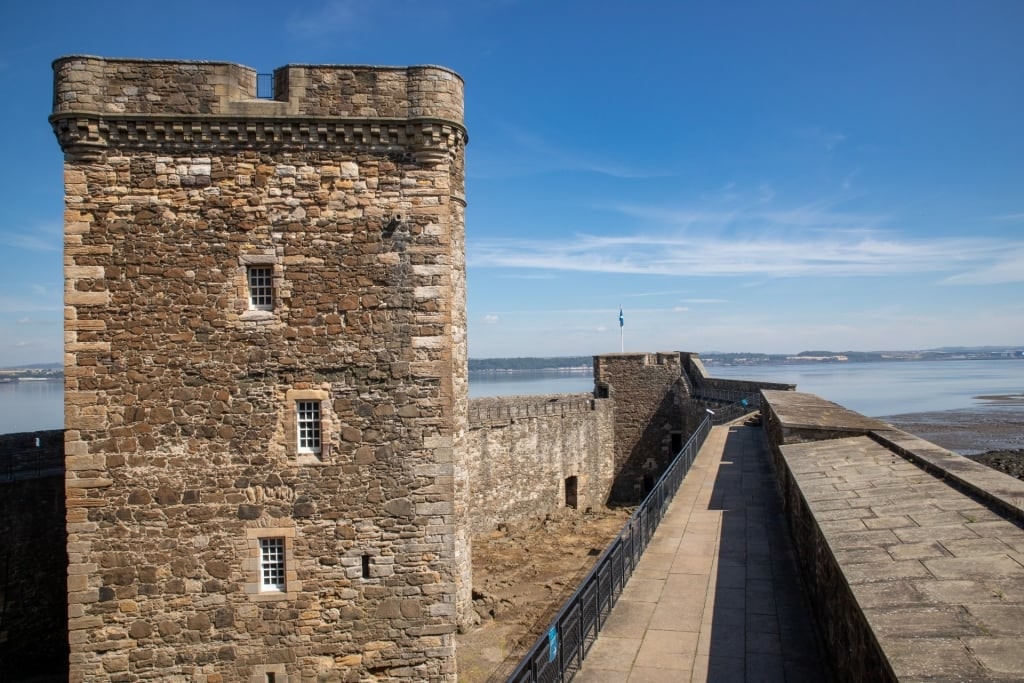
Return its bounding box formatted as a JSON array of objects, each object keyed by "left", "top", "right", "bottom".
[{"left": 455, "top": 506, "right": 634, "bottom": 683}]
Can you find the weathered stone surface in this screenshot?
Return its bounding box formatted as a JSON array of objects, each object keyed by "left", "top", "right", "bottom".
[
  {"left": 595, "top": 353, "right": 696, "bottom": 501},
  {"left": 466, "top": 393, "right": 614, "bottom": 532},
  {"left": 765, "top": 391, "right": 1024, "bottom": 683},
  {"left": 54, "top": 56, "right": 467, "bottom": 683}
]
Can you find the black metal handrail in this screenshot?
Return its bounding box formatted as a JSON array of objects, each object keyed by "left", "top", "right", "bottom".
[
  {"left": 700, "top": 391, "right": 760, "bottom": 425},
  {"left": 506, "top": 415, "right": 712, "bottom": 683}
]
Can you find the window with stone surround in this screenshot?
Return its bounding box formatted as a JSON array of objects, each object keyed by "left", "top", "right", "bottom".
[
  {"left": 259, "top": 537, "right": 286, "bottom": 591},
  {"left": 284, "top": 388, "right": 332, "bottom": 462},
  {"left": 296, "top": 400, "right": 321, "bottom": 454},
  {"left": 247, "top": 265, "right": 274, "bottom": 310},
  {"left": 238, "top": 252, "right": 281, "bottom": 322},
  {"left": 245, "top": 528, "right": 299, "bottom": 602}
]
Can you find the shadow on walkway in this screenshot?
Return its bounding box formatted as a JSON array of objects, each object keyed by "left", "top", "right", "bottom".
[
  {"left": 706, "top": 423, "right": 830, "bottom": 682},
  {"left": 577, "top": 421, "right": 831, "bottom": 682}
]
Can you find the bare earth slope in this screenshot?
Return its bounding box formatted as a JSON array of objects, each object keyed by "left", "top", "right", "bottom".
[{"left": 456, "top": 507, "right": 633, "bottom": 683}]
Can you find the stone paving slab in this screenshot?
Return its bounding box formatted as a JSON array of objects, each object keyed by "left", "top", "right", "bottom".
[
  {"left": 762, "top": 389, "right": 890, "bottom": 440},
  {"left": 780, "top": 435, "right": 1024, "bottom": 682},
  {"left": 577, "top": 423, "right": 827, "bottom": 682}
]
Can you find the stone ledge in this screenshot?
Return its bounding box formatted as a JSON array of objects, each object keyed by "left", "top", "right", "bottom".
[
  {"left": 764, "top": 389, "right": 1024, "bottom": 682},
  {"left": 870, "top": 428, "right": 1024, "bottom": 525}
]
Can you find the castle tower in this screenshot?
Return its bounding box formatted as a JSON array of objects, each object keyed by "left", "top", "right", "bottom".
[
  {"left": 594, "top": 353, "right": 693, "bottom": 501},
  {"left": 52, "top": 56, "right": 468, "bottom": 682}
]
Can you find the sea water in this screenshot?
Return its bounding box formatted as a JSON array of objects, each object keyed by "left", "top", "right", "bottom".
[
  {"left": 2, "top": 360, "right": 1022, "bottom": 434},
  {"left": 470, "top": 360, "right": 1024, "bottom": 418}
]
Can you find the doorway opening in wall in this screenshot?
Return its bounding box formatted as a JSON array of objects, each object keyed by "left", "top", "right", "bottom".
[
  {"left": 671, "top": 431, "right": 683, "bottom": 455},
  {"left": 565, "top": 476, "right": 578, "bottom": 509}
]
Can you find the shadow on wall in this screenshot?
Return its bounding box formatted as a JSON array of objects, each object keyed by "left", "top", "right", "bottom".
[
  {"left": 609, "top": 390, "right": 689, "bottom": 504},
  {"left": 0, "top": 430, "right": 68, "bottom": 683}
]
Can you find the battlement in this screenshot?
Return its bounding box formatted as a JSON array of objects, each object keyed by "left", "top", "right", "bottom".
[
  {"left": 52, "top": 55, "right": 464, "bottom": 122},
  {"left": 51, "top": 56, "right": 466, "bottom": 164}
]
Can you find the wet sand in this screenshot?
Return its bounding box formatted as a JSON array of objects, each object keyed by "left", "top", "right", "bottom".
[
  {"left": 882, "top": 396, "right": 1024, "bottom": 456},
  {"left": 882, "top": 397, "right": 1024, "bottom": 479}
]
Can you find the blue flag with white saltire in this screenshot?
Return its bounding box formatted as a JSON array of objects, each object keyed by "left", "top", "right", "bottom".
[{"left": 619, "top": 308, "right": 624, "bottom": 328}]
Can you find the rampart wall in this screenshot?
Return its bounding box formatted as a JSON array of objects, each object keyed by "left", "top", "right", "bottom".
[
  {"left": 0, "top": 430, "right": 67, "bottom": 682},
  {"left": 762, "top": 389, "right": 1024, "bottom": 682},
  {"left": 466, "top": 394, "right": 614, "bottom": 534}
]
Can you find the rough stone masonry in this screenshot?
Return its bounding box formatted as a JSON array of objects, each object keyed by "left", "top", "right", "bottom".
[{"left": 51, "top": 56, "right": 469, "bottom": 683}]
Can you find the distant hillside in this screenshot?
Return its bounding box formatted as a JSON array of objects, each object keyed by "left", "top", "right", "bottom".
[
  {"left": 469, "top": 348, "right": 1024, "bottom": 372},
  {"left": 469, "top": 356, "right": 592, "bottom": 372},
  {"left": 1, "top": 362, "right": 62, "bottom": 370}
]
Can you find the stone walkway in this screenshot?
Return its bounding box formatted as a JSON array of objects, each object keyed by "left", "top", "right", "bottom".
[{"left": 577, "top": 422, "right": 828, "bottom": 682}]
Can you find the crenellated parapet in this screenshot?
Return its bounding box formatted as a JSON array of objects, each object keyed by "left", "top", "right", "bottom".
[{"left": 50, "top": 56, "right": 467, "bottom": 170}]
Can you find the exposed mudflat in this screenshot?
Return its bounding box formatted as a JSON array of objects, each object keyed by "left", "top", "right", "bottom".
[{"left": 883, "top": 397, "right": 1024, "bottom": 479}]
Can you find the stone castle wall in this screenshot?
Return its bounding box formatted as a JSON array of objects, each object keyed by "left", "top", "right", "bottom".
[
  {"left": 466, "top": 394, "right": 614, "bottom": 534},
  {"left": 0, "top": 430, "right": 67, "bottom": 682},
  {"left": 594, "top": 353, "right": 694, "bottom": 501},
  {"left": 53, "top": 56, "right": 467, "bottom": 683}
]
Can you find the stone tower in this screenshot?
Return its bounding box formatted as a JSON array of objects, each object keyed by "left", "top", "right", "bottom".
[{"left": 52, "top": 56, "right": 468, "bottom": 682}]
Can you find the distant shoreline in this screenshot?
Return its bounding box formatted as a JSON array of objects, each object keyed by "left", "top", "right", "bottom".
[{"left": 0, "top": 377, "right": 63, "bottom": 383}]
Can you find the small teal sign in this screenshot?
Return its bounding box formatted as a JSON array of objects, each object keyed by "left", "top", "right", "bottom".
[{"left": 548, "top": 627, "right": 558, "bottom": 662}]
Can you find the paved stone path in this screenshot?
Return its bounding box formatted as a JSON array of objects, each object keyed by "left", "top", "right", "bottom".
[{"left": 577, "top": 422, "right": 827, "bottom": 682}]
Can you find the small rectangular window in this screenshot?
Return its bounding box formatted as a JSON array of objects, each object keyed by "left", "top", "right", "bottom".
[
  {"left": 248, "top": 266, "right": 274, "bottom": 310},
  {"left": 296, "top": 401, "right": 321, "bottom": 453},
  {"left": 259, "top": 538, "right": 286, "bottom": 592}
]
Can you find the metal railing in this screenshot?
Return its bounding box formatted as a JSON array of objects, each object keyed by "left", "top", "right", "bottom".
[
  {"left": 701, "top": 392, "right": 761, "bottom": 425},
  {"left": 506, "top": 415, "right": 712, "bottom": 683}
]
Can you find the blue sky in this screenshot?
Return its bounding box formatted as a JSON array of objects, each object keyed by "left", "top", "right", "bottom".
[{"left": 2, "top": 1, "right": 1023, "bottom": 365}]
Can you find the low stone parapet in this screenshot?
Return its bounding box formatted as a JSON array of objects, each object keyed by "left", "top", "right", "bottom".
[
  {"left": 468, "top": 392, "right": 596, "bottom": 427},
  {"left": 763, "top": 390, "right": 1024, "bottom": 682}
]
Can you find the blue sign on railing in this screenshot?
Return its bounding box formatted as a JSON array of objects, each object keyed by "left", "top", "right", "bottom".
[{"left": 548, "top": 627, "right": 558, "bottom": 662}]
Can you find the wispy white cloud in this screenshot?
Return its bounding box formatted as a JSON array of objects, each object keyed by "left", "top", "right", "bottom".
[
  {"left": 482, "top": 314, "right": 500, "bottom": 324},
  {"left": 943, "top": 247, "right": 1024, "bottom": 285},
  {"left": 797, "top": 126, "right": 847, "bottom": 152},
  {"left": 0, "top": 297, "right": 61, "bottom": 314},
  {"left": 0, "top": 222, "right": 62, "bottom": 252},
  {"left": 609, "top": 196, "right": 886, "bottom": 235},
  {"left": 620, "top": 290, "right": 692, "bottom": 298},
  {"left": 493, "top": 272, "right": 558, "bottom": 280},
  {"left": 993, "top": 212, "right": 1024, "bottom": 222},
  {"left": 472, "top": 123, "right": 671, "bottom": 180},
  {"left": 286, "top": 0, "right": 366, "bottom": 38},
  {"left": 469, "top": 201, "right": 1024, "bottom": 283}
]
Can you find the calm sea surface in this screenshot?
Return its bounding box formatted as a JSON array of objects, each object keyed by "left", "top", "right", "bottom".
[
  {"left": 2, "top": 360, "right": 1022, "bottom": 434},
  {"left": 470, "top": 360, "right": 1024, "bottom": 418},
  {"left": 0, "top": 380, "right": 64, "bottom": 433}
]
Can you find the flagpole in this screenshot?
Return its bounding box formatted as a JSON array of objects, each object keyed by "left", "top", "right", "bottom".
[{"left": 619, "top": 306, "right": 624, "bottom": 353}]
